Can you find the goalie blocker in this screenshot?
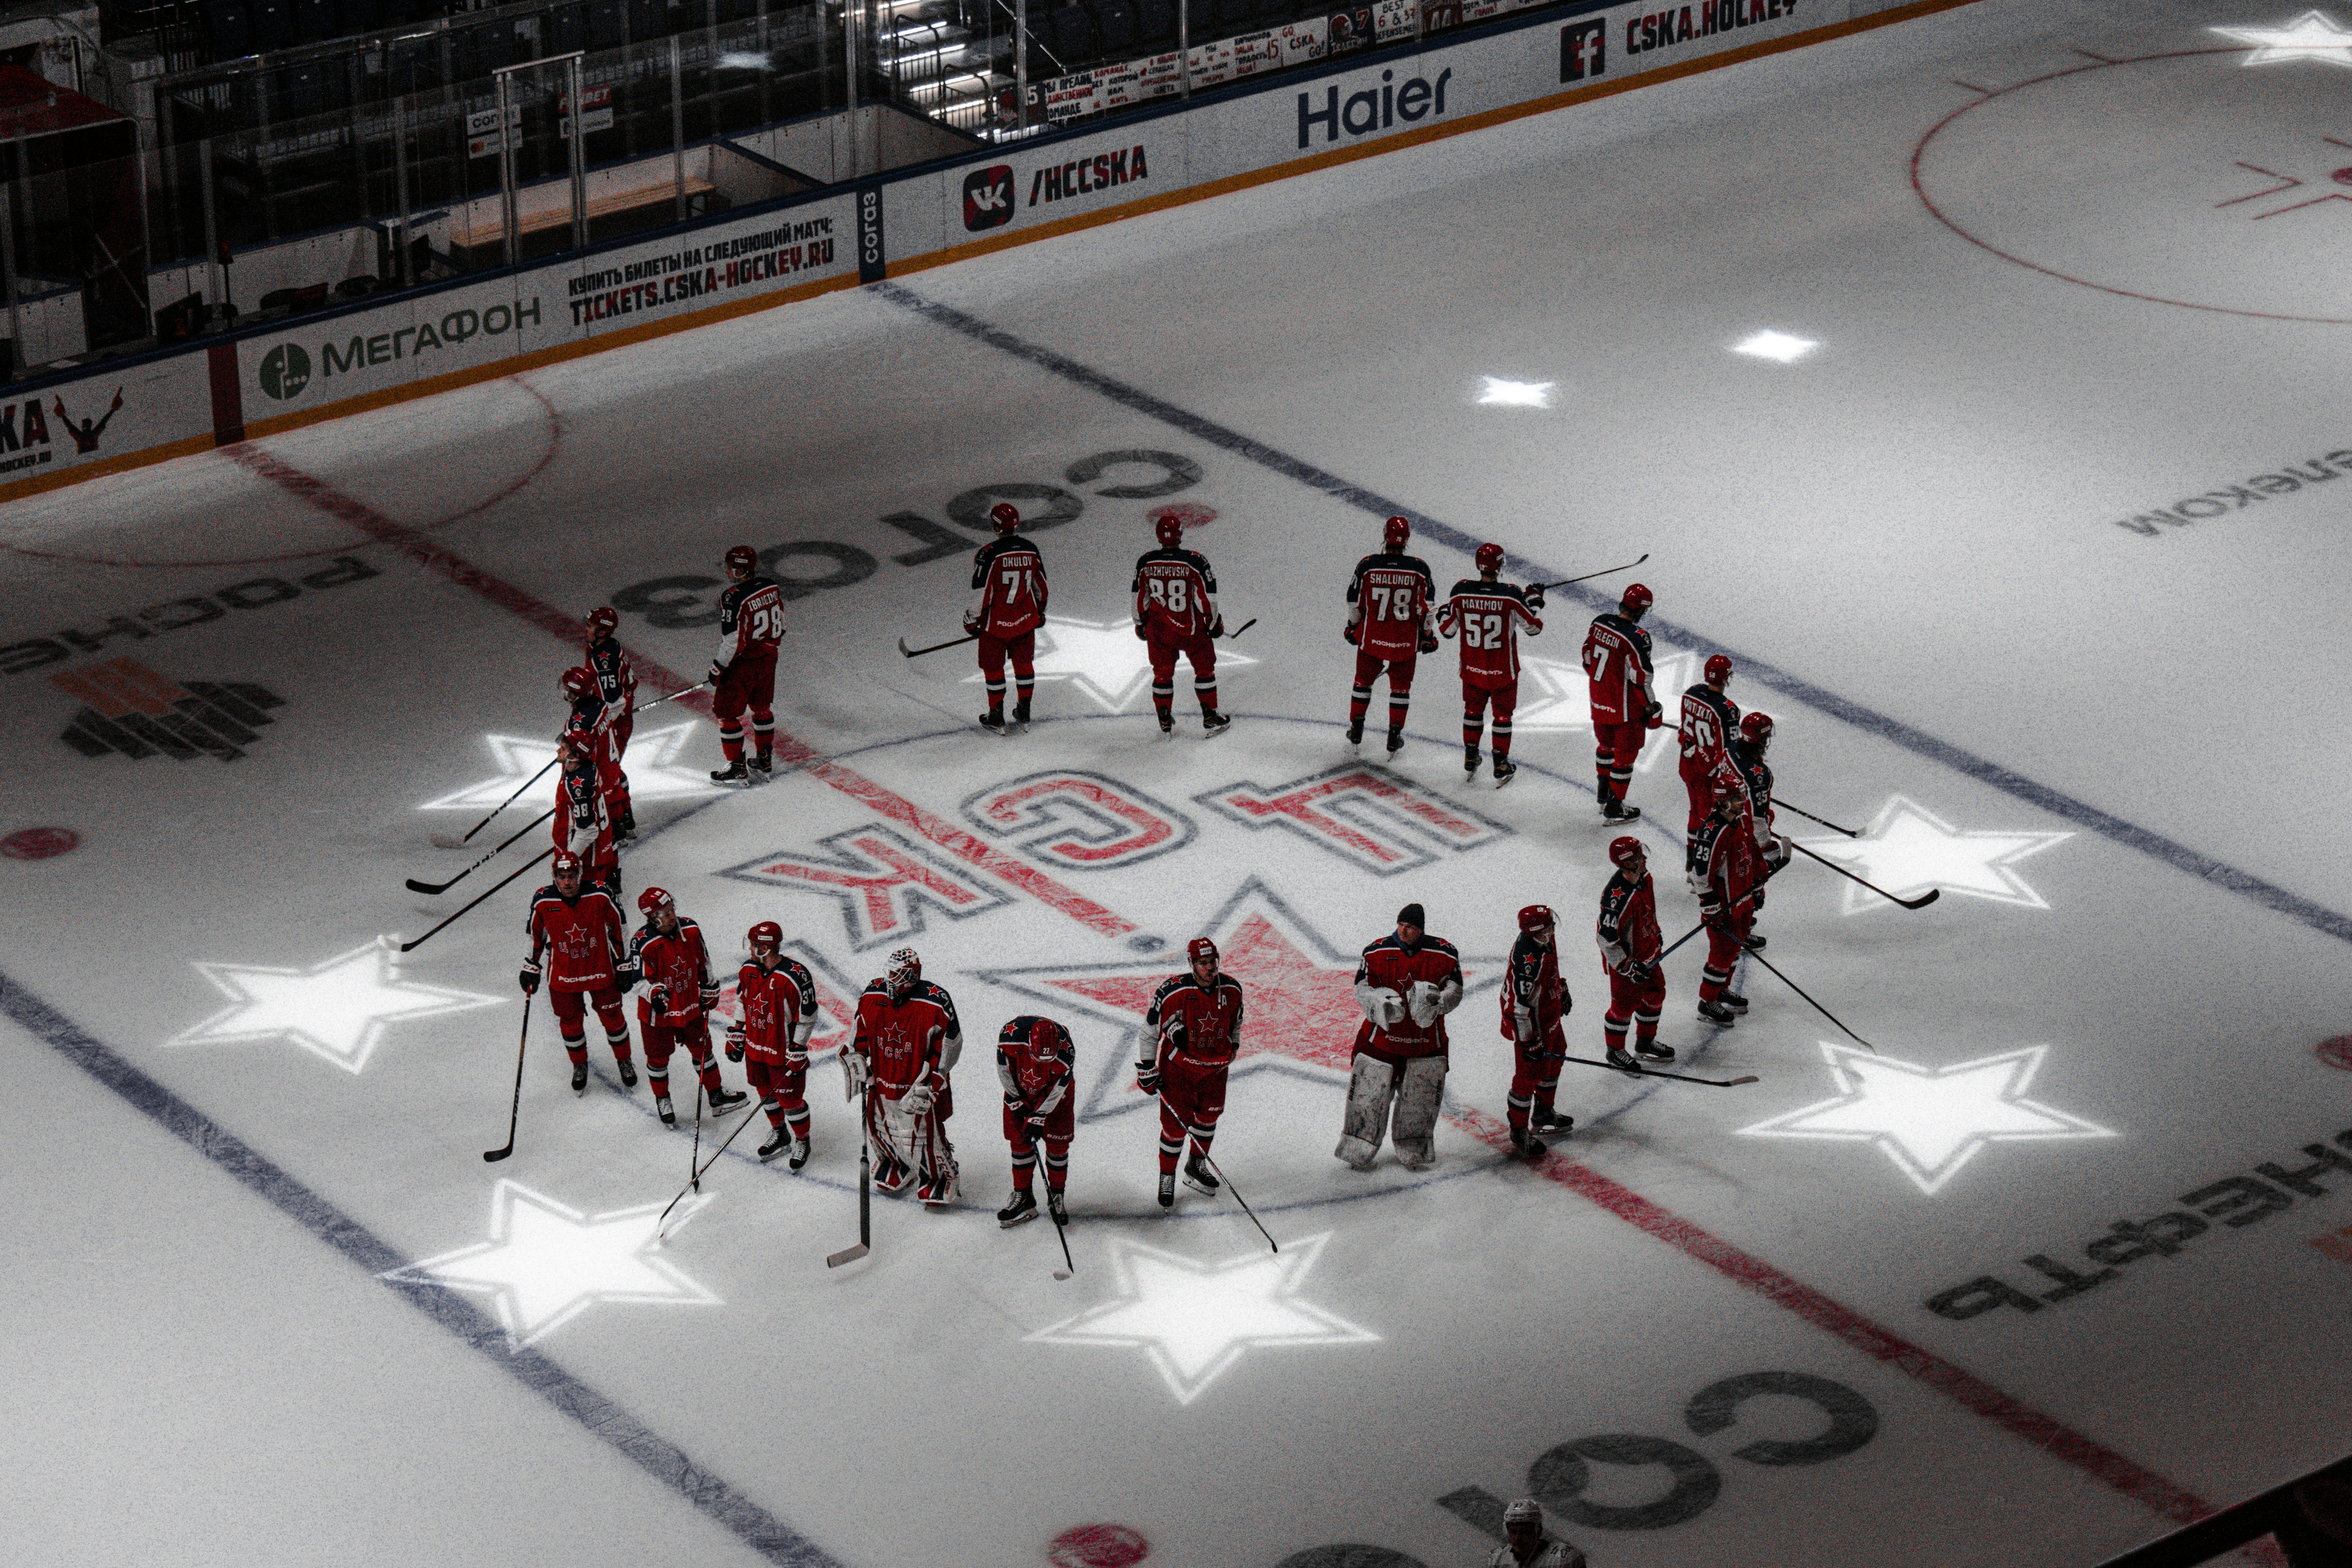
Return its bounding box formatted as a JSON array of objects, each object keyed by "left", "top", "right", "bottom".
[{"left": 1337, "top": 903, "right": 1464, "bottom": 1171}]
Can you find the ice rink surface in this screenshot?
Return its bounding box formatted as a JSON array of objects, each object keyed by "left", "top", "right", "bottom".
[{"left": 5, "top": 0, "right": 2351, "bottom": 1562}]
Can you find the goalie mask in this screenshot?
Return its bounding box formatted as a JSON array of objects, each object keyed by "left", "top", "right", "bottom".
[{"left": 885, "top": 947, "right": 922, "bottom": 998}]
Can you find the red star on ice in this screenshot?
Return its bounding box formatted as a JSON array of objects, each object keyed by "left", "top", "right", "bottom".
[{"left": 1047, "top": 911, "right": 1373, "bottom": 1076}]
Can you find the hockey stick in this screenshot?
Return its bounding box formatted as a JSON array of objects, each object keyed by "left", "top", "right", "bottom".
[
  {"left": 1154, "top": 1088, "right": 1276, "bottom": 1253},
  {"left": 1534, "top": 553, "right": 1648, "bottom": 593},
  {"left": 634, "top": 679, "right": 712, "bottom": 712},
  {"left": 1772, "top": 797, "right": 1862, "bottom": 838},
  {"left": 823, "top": 1090, "right": 870, "bottom": 1279},
  {"left": 397, "top": 846, "right": 556, "bottom": 953},
  {"left": 688, "top": 1080, "right": 705, "bottom": 1192},
  {"left": 482, "top": 997, "right": 533, "bottom": 1162},
  {"left": 1742, "top": 946, "right": 1877, "bottom": 1052},
  {"left": 408, "top": 806, "right": 558, "bottom": 894},
  {"left": 1553, "top": 1053, "right": 1758, "bottom": 1087},
  {"left": 1788, "top": 839, "right": 1938, "bottom": 909},
  {"left": 1047, "top": 1194, "right": 1075, "bottom": 1281},
  {"left": 443, "top": 758, "right": 557, "bottom": 846},
  {"left": 1220, "top": 618, "right": 1258, "bottom": 640},
  {"left": 1656, "top": 920, "right": 1706, "bottom": 962},
  {"left": 898, "top": 632, "right": 979, "bottom": 659},
  {"left": 655, "top": 1097, "right": 762, "bottom": 1242}
]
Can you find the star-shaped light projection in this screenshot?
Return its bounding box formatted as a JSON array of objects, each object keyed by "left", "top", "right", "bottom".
[
  {"left": 1796, "top": 796, "right": 2071, "bottom": 914},
  {"left": 1733, "top": 330, "right": 1819, "bottom": 363},
  {"left": 167, "top": 943, "right": 502, "bottom": 1074},
  {"left": 383, "top": 1180, "right": 719, "bottom": 1349},
  {"left": 1510, "top": 650, "right": 1697, "bottom": 761},
  {"left": 2212, "top": 10, "right": 2352, "bottom": 65},
  {"left": 962, "top": 616, "right": 1258, "bottom": 712},
  {"left": 419, "top": 722, "right": 718, "bottom": 810},
  {"left": 1740, "top": 1043, "right": 2113, "bottom": 1194},
  {"left": 1028, "top": 1231, "right": 1376, "bottom": 1402},
  {"left": 1477, "top": 377, "right": 1554, "bottom": 407}
]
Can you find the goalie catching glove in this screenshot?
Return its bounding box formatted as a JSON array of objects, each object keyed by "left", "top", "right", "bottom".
[{"left": 901, "top": 1082, "right": 936, "bottom": 1117}]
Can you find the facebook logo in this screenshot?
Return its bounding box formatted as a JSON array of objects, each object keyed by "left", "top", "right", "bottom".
[{"left": 964, "top": 165, "right": 1016, "bottom": 231}]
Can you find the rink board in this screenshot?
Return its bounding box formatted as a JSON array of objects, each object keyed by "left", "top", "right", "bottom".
[{"left": 0, "top": 0, "right": 1963, "bottom": 505}]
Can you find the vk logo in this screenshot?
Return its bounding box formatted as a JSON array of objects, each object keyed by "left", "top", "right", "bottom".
[{"left": 964, "top": 165, "right": 1016, "bottom": 231}]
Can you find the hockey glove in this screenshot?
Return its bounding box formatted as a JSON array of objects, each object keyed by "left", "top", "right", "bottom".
[
  {"left": 842, "top": 1053, "right": 866, "bottom": 1101},
  {"left": 615, "top": 961, "right": 642, "bottom": 991},
  {"left": 1343, "top": 622, "right": 1359, "bottom": 646},
  {"left": 648, "top": 985, "right": 670, "bottom": 1018},
  {"left": 699, "top": 982, "right": 721, "bottom": 1011},
  {"left": 1135, "top": 1063, "right": 1162, "bottom": 1095},
  {"left": 1026, "top": 1112, "right": 1049, "bottom": 1137},
  {"left": 725, "top": 1026, "right": 746, "bottom": 1063},
  {"left": 1619, "top": 960, "right": 1653, "bottom": 985},
  {"left": 1526, "top": 588, "right": 1544, "bottom": 611},
  {"left": 1133, "top": 622, "right": 1148, "bottom": 641},
  {"left": 1211, "top": 618, "right": 1225, "bottom": 637},
  {"left": 901, "top": 1083, "right": 936, "bottom": 1116},
  {"left": 707, "top": 661, "right": 726, "bottom": 687},
  {"left": 1418, "top": 632, "right": 1440, "bottom": 654},
  {"left": 963, "top": 614, "right": 981, "bottom": 636},
  {"left": 1645, "top": 701, "right": 1663, "bottom": 729},
  {"left": 519, "top": 961, "right": 541, "bottom": 996}
]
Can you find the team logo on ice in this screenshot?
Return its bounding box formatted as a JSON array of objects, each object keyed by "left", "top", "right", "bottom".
[
  {"left": 384, "top": 1180, "right": 721, "bottom": 1349},
  {"left": 1027, "top": 1230, "right": 1376, "bottom": 1402},
  {"left": 52, "top": 657, "right": 287, "bottom": 763},
  {"left": 1196, "top": 763, "right": 1509, "bottom": 877},
  {"left": 721, "top": 822, "right": 1014, "bottom": 949},
  {"left": 960, "top": 615, "right": 1256, "bottom": 711},
  {"left": 1739, "top": 1043, "right": 2113, "bottom": 1194}
]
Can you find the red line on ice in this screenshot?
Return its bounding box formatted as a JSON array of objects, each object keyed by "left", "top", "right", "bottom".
[
  {"left": 224, "top": 443, "right": 1141, "bottom": 942},
  {"left": 231, "top": 440, "right": 2251, "bottom": 1553}
]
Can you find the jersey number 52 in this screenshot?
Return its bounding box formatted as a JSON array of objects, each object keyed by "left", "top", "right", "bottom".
[{"left": 1459, "top": 612, "right": 1505, "bottom": 649}]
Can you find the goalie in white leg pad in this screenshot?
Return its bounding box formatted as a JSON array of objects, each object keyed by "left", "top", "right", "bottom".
[
  {"left": 1334, "top": 1055, "right": 1395, "bottom": 1169},
  {"left": 1338, "top": 903, "right": 1464, "bottom": 1169}
]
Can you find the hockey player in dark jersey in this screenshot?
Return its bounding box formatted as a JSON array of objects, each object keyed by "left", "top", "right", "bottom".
[
  {"left": 582, "top": 607, "right": 638, "bottom": 837},
  {"left": 1582, "top": 583, "right": 1660, "bottom": 822},
  {"left": 1132, "top": 514, "right": 1229, "bottom": 737},
  {"left": 968, "top": 504, "right": 1048, "bottom": 734},
  {"left": 995, "top": 1015, "right": 1077, "bottom": 1228},
  {"left": 709, "top": 544, "right": 786, "bottom": 784},
  {"left": 1438, "top": 543, "right": 1542, "bottom": 787},
  {"left": 560, "top": 665, "right": 633, "bottom": 842},
  {"left": 1500, "top": 904, "right": 1572, "bottom": 1157},
  {"left": 1344, "top": 516, "right": 1439, "bottom": 755},
  {"left": 1138, "top": 937, "right": 1246, "bottom": 1208},
  {"left": 1733, "top": 710, "right": 1790, "bottom": 950},
  {"left": 1596, "top": 836, "right": 1669, "bottom": 1068}
]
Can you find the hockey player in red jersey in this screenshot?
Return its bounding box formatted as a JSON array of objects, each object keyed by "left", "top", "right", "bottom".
[
  {"left": 1138, "top": 936, "right": 1246, "bottom": 1209},
  {"left": 1582, "top": 583, "right": 1660, "bottom": 823},
  {"left": 709, "top": 544, "right": 786, "bottom": 784},
  {"left": 1132, "top": 514, "right": 1230, "bottom": 738},
  {"left": 1439, "top": 542, "right": 1542, "bottom": 788},
  {"left": 728, "top": 921, "right": 822, "bottom": 1166},
  {"left": 1338, "top": 903, "right": 1464, "bottom": 1170},
  {"left": 1690, "top": 779, "right": 1765, "bottom": 1027},
  {"left": 561, "top": 665, "right": 634, "bottom": 842},
  {"left": 522, "top": 851, "right": 638, "bottom": 1095},
  {"left": 1596, "top": 836, "right": 1670, "bottom": 1069},
  {"left": 1679, "top": 654, "right": 1743, "bottom": 849},
  {"left": 1344, "top": 515, "right": 1440, "bottom": 755},
  {"left": 627, "top": 888, "right": 746, "bottom": 1126},
  {"left": 967, "top": 503, "right": 1048, "bottom": 735},
  {"left": 552, "top": 735, "right": 621, "bottom": 897},
  {"left": 994, "top": 1015, "right": 1076, "bottom": 1229},
  {"left": 845, "top": 948, "right": 963, "bottom": 1204},
  {"left": 1500, "top": 904, "right": 1573, "bottom": 1157},
  {"left": 1733, "top": 711, "right": 1791, "bottom": 950}
]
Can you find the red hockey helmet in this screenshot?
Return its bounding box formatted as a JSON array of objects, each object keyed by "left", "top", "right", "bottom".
[
  {"left": 1028, "top": 1017, "right": 1061, "bottom": 1055},
  {"left": 1608, "top": 836, "right": 1645, "bottom": 871},
  {"left": 552, "top": 851, "right": 584, "bottom": 878},
  {"left": 723, "top": 544, "right": 758, "bottom": 577},
  {"left": 586, "top": 605, "right": 620, "bottom": 635},
  {"left": 1188, "top": 936, "right": 1219, "bottom": 971},
  {"left": 1517, "top": 903, "right": 1555, "bottom": 934},
  {"left": 1704, "top": 654, "right": 1733, "bottom": 686},
  {"left": 1739, "top": 711, "right": 1774, "bottom": 751},
  {"left": 747, "top": 920, "right": 782, "bottom": 952},
  {"left": 1620, "top": 583, "right": 1653, "bottom": 616},
  {"left": 637, "top": 886, "right": 673, "bottom": 916},
  {"left": 558, "top": 731, "right": 594, "bottom": 764},
  {"left": 1155, "top": 513, "right": 1184, "bottom": 549},
  {"left": 990, "top": 502, "right": 1022, "bottom": 535},
  {"left": 1713, "top": 771, "right": 1747, "bottom": 805},
  {"left": 560, "top": 666, "right": 596, "bottom": 699},
  {"left": 1383, "top": 515, "right": 1411, "bottom": 549},
  {"left": 885, "top": 946, "right": 922, "bottom": 995},
  {"left": 1475, "top": 542, "right": 1505, "bottom": 574}
]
